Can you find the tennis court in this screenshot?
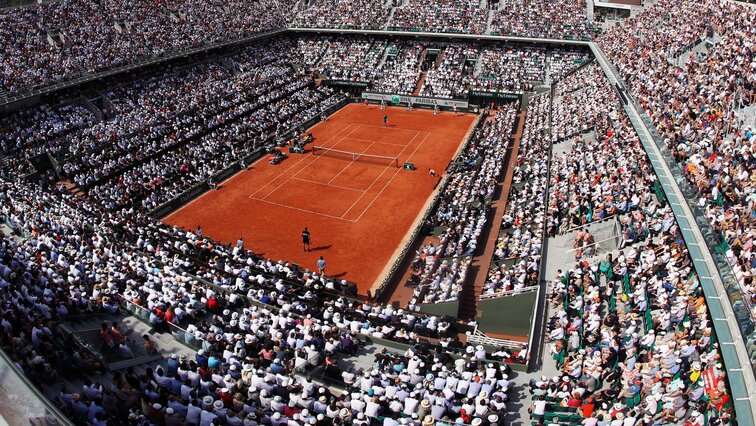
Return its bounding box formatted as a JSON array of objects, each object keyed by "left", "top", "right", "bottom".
[
  {"left": 164, "top": 103, "right": 477, "bottom": 293},
  {"left": 248, "top": 123, "right": 429, "bottom": 222}
]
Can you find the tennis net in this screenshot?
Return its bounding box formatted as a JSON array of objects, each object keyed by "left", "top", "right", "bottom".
[{"left": 311, "top": 146, "right": 400, "bottom": 168}]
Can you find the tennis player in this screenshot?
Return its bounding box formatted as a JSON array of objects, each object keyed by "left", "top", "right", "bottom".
[
  {"left": 301, "top": 227, "right": 311, "bottom": 252},
  {"left": 383, "top": 114, "right": 388, "bottom": 127}
]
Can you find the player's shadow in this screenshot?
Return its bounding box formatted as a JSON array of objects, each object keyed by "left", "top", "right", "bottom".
[
  {"left": 331, "top": 272, "right": 347, "bottom": 278},
  {"left": 309, "top": 245, "right": 331, "bottom": 252}
]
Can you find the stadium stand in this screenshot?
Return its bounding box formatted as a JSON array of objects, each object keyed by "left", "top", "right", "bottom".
[
  {"left": 482, "top": 93, "right": 549, "bottom": 296},
  {"left": 310, "top": 38, "right": 389, "bottom": 82},
  {"left": 293, "top": 0, "right": 393, "bottom": 30},
  {"left": 469, "top": 46, "right": 546, "bottom": 94},
  {"left": 547, "top": 63, "right": 658, "bottom": 238},
  {"left": 373, "top": 42, "right": 425, "bottom": 95},
  {"left": 0, "top": 0, "right": 753, "bottom": 421},
  {"left": 0, "top": 0, "right": 289, "bottom": 99},
  {"left": 389, "top": 0, "right": 489, "bottom": 34},
  {"left": 539, "top": 61, "right": 735, "bottom": 426},
  {"left": 418, "top": 44, "right": 478, "bottom": 99},
  {"left": 489, "top": 0, "right": 598, "bottom": 39},
  {"left": 406, "top": 103, "right": 517, "bottom": 305},
  {"left": 600, "top": 0, "right": 756, "bottom": 323}
]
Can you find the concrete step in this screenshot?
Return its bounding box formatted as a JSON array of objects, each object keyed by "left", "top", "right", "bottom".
[
  {"left": 108, "top": 354, "right": 164, "bottom": 371},
  {"left": 413, "top": 71, "right": 428, "bottom": 96}
]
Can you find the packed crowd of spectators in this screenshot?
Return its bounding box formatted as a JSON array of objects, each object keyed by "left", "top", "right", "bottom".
[
  {"left": 331, "top": 345, "right": 515, "bottom": 424},
  {"left": 599, "top": 0, "right": 756, "bottom": 319},
  {"left": 0, "top": 170, "right": 497, "bottom": 423},
  {"left": 300, "top": 40, "right": 589, "bottom": 98},
  {"left": 374, "top": 43, "right": 424, "bottom": 94},
  {"left": 407, "top": 245, "right": 473, "bottom": 306},
  {"left": 0, "top": 102, "right": 97, "bottom": 159},
  {"left": 547, "top": 50, "right": 591, "bottom": 83},
  {"left": 546, "top": 64, "right": 659, "bottom": 237},
  {"left": 389, "top": 0, "right": 488, "bottom": 34},
  {"left": 0, "top": 0, "right": 606, "bottom": 100},
  {"left": 550, "top": 64, "right": 615, "bottom": 142},
  {"left": 57, "top": 335, "right": 518, "bottom": 425},
  {"left": 483, "top": 94, "right": 549, "bottom": 297},
  {"left": 289, "top": 0, "right": 600, "bottom": 38},
  {"left": 296, "top": 38, "right": 329, "bottom": 69},
  {"left": 469, "top": 47, "right": 546, "bottom": 94},
  {"left": 538, "top": 41, "right": 734, "bottom": 421},
  {"left": 293, "top": 0, "right": 392, "bottom": 30},
  {"left": 110, "top": 84, "right": 344, "bottom": 212},
  {"left": 1, "top": 38, "right": 350, "bottom": 213},
  {"left": 407, "top": 104, "right": 517, "bottom": 305},
  {"left": 490, "top": 0, "right": 598, "bottom": 39},
  {"left": 311, "top": 38, "right": 388, "bottom": 82},
  {"left": 0, "top": 0, "right": 289, "bottom": 98},
  {"left": 418, "top": 45, "right": 477, "bottom": 99},
  {"left": 540, "top": 227, "right": 733, "bottom": 425}
]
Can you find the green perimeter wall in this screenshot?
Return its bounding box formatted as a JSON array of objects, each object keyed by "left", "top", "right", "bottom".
[
  {"left": 476, "top": 291, "right": 537, "bottom": 338},
  {"left": 419, "top": 301, "right": 460, "bottom": 317}
]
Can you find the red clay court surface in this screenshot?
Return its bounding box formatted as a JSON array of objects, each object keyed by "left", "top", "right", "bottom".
[{"left": 164, "top": 104, "right": 477, "bottom": 293}]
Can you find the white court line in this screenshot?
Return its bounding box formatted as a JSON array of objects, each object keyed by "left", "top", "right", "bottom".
[
  {"left": 248, "top": 122, "right": 356, "bottom": 200},
  {"left": 290, "top": 176, "right": 366, "bottom": 193},
  {"left": 351, "top": 130, "right": 432, "bottom": 222},
  {"left": 287, "top": 123, "right": 363, "bottom": 182},
  {"left": 339, "top": 129, "right": 425, "bottom": 220},
  {"left": 358, "top": 123, "right": 422, "bottom": 132},
  {"left": 327, "top": 138, "right": 377, "bottom": 185},
  {"left": 251, "top": 198, "right": 356, "bottom": 222},
  {"left": 340, "top": 136, "right": 410, "bottom": 147}
]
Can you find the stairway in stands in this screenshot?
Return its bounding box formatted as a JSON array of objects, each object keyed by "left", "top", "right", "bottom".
[
  {"left": 458, "top": 110, "right": 526, "bottom": 320},
  {"left": 413, "top": 71, "right": 428, "bottom": 96},
  {"left": 434, "top": 49, "right": 446, "bottom": 69},
  {"left": 411, "top": 46, "right": 429, "bottom": 95},
  {"left": 61, "top": 312, "right": 165, "bottom": 371},
  {"left": 57, "top": 179, "right": 88, "bottom": 199}
]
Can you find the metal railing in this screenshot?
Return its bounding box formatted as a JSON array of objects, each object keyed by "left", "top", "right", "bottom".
[
  {"left": 478, "top": 284, "right": 538, "bottom": 300},
  {"left": 561, "top": 211, "right": 619, "bottom": 234},
  {"left": 466, "top": 325, "right": 527, "bottom": 351},
  {"left": 565, "top": 218, "right": 622, "bottom": 254}
]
